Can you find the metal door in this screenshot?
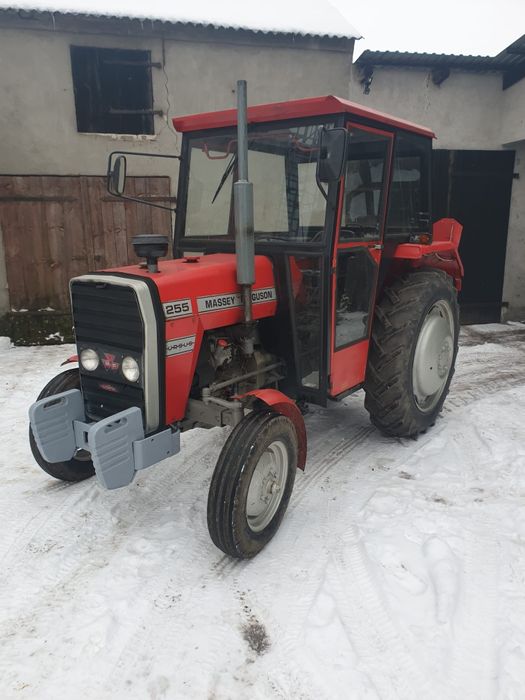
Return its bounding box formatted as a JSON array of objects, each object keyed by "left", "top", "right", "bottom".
[{"left": 432, "top": 149, "right": 515, "bottom": 323}]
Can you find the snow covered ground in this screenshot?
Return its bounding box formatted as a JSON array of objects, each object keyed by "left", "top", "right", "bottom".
[{"left": 0, "top": 323, "right": 524, "bottom": 699}]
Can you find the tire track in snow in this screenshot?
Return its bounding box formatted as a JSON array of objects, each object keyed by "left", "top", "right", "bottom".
[
  {"left": 0, "top": 431, "right": 224, "bottom": 694},
  {"left": 294, "top": 425, "right": 376, "bottom": 501},
  {"left": 327, "top": 525, "right": 430, "bottom": 700},
  {"left": 444, "top": 523, "right": 500, "bottom": 700},
  {"left": 231, "top": 534, "right": 335, "bottom": 699},
  {"left": 0, "top": 481, "right": 72, "bottom": 566}
]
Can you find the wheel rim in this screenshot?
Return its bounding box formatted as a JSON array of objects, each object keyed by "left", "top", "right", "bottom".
[
  {"left": 246, "top": 440, "right": 288, "bottom": 533},
  {"left": 412, "top": 299, "right": 455, "bottom": 413}
]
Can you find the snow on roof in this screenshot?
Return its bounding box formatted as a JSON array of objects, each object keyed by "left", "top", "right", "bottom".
[{"left": 0, "top": 0, "right": 362, "bottom": 39}]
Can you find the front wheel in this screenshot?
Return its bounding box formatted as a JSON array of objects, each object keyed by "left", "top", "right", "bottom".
[
  {"left": 29, "top": 369, "right": 95, "bottom": 482},
  {"left": 364, "top": 269, "right": 459, "bottom": 437},
  {"left": 207, "top": 410, "right": 297, "bottom": 559}
]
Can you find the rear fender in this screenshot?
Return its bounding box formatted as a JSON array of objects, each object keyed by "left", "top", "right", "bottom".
[
  {"left": 242, "top": 389, "right": 307, "bottom": 471},
  {"left": 391, "top": 218, "right": 464, "bottom": 291},
  {"left": 60, "top": 355, "right": 79, "bottom": 366}
]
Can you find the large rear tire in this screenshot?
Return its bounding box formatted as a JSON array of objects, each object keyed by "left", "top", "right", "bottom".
[
  {"left": 207, "top": 410, "right": 297, "bottom": 559},
  {"left": 364, "top": 269, "right": 459, "bottom": 437},
  {"left": 29, "top": 369, "right": 95, "bottom": 482}
]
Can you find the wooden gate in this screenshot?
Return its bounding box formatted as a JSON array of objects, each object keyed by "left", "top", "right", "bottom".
[{"left": 0, "top": 175, "right": 172, "bottom": 311}]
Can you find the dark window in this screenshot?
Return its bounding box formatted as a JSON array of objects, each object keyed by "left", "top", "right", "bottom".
[
  {"left": 335, "top": 249, "right": 376, "bottom": 349},
  {"left": 70, "top": 46, "right": 154, "bottom": 135},
  {"left": 385, "top": 133, "right": 431, "bottom": 238},
  {"left": 290, "top": 256, "right": 323, "bottom": 389}
]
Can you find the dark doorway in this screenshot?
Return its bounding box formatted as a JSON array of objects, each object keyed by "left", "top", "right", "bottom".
[{"left": 433, "top": 149, "right": 515, "bottom": 323}]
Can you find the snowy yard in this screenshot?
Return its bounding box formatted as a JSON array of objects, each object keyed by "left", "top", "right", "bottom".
[{"left": 0, "top": 323, "right": 524, "bottom": 699}]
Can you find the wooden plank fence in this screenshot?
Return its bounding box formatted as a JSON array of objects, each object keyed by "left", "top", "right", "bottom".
[{"left": 0, "top": 175, "right": 172, "bottom": 311}]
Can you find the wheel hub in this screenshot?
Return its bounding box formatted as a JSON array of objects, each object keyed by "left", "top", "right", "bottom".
[
  {"left": 412, "top": 300, "right": 454, "bottom": 412},
  {"left": 246, "top": 440, "right": 288, "bottom": 532}
]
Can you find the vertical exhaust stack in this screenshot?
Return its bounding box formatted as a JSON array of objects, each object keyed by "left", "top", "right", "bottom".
[{"left": 234, "top": 80, "right": 255, "bottom": 326}]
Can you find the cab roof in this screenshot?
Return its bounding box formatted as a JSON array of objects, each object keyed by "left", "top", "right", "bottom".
[{"left": 172, "top": 95, "right": 435, "bottom": 139}]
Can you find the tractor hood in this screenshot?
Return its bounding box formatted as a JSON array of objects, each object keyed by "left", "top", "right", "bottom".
[{"left": 106, "top": 253, "right": 278, "bottom": 328}]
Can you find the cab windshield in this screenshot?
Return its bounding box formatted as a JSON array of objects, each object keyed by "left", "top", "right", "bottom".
[{"left": 183, "top": 121, "right": 334, "bottom": 243}]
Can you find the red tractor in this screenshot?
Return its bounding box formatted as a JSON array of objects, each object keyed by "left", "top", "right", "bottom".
[{"left": 29, "top": 82, "right": 463, "bottom": 559}]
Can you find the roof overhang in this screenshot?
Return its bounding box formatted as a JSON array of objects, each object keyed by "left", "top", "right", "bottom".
[{"left": 356, "top": 35, "right": 525, "bottom": 90}]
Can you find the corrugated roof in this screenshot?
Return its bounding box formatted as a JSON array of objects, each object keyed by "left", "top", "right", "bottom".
[
  {"left": 355, "top": 35, "right": 525, "bottom": 89},
  {"left": 356, "top": 50, "right": 513, "bottom": 72},
  {"left": 0, "top": 0, "right": 362, "bottom": 39}
]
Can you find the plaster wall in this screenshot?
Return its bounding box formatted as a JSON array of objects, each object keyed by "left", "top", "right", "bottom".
[
  {"left": 349, "top": 66, "right": 504, "bottom": 149},
  {"left": 501, "top": 79, "right": 525, "bottom": 145},
  {"left": 0, "top": 26, "right": 353, "bottom": 180}
]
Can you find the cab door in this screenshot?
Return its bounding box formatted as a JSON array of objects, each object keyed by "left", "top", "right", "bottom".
[{"left": 329, "top": 124, "right": 393, "bottom": 397}]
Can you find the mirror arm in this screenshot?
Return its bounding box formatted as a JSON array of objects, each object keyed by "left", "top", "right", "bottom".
[
  {"left": 315, "top": 170, "right": 328, "bottom": 202},
  {"left": 108, "top": 192, "right": 177, "bottom": 213}
]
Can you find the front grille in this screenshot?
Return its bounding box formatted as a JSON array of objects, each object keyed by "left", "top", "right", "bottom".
[
  {"left": 71, "top": 280, "right": 145, "bottom": 422},
  {"left": 71, "top": 281, "right": 144, "bottom": 352}
]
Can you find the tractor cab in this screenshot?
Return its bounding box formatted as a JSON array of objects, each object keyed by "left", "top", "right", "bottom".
[{"left": 171, "top": 95, "right": 437, "bottom": 405}]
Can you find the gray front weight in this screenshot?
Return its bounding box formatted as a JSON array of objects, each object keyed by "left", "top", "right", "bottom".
[
  {"left": 87, "top": 408, "right": 144, "bottom": 490},
  {"left": 29, "top": 389, "right": 180, "bottom": 490},
  {"left": 29, "top": 389, "right": 85, "bottom": 463}
]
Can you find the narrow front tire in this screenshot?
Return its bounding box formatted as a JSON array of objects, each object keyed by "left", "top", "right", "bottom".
[{"left": 207, "top": 410, "right": 297, "bottom": 559}]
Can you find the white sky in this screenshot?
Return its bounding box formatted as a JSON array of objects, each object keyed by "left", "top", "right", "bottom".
[{"left": 332, "top": 0, "right": 525, "bottom": 57}]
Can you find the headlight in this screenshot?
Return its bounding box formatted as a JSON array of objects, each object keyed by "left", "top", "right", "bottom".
[
  {"left": 122, "top": 356, "right": 140, "bottom": 382},
  {"left": 80, "top": 348, "right": 99, "bottom": 371}
]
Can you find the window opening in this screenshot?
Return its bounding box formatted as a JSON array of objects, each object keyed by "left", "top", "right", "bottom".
[{"left": 70, "top": 46, "right": 156, "bottom": 135}]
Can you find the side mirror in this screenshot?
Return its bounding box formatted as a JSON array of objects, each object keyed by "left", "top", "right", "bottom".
[
  {"left": 316, "top": 127, "right": 348, "bottom": 183},
  {"left": 107, "top": 154, "right": 127, "bottom": 196}
]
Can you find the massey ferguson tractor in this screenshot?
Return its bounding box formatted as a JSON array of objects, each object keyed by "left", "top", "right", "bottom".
[{"left": 29, "top": 82, "right": 463, "bottom": 559}]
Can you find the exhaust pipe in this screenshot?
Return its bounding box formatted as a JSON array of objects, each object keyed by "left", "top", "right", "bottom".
[{"left": 234, "top": 79, "right": 255, "bottom": 324}]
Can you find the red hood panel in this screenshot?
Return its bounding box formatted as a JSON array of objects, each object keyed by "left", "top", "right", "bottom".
[{"left": 105, "top": 253, "right": 277, "bottom": 424}]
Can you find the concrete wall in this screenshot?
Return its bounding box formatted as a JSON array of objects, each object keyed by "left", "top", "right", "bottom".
[
  {"left": 501, "top": 78, "right": 525, "bottom": 145},
  {"left": 349, "top": 66, "right": 504, "bottom": 149},
  {"left": 0, "top": 25, "right": 353, "bottom": 178},
  {"left": 350, "top": 65, "right": 525, "bottom": 321}
]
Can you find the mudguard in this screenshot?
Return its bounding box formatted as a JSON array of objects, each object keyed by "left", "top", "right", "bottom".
[
  {"left": 242, "top": 388, "right": 307, "bottom": 471},
  {"left": 60, "top": 355, "right": 79, "bottom": 366}
]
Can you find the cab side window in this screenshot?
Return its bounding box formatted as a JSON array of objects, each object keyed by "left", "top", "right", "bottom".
[
  {"left": 385, "top": 133, "right": 431, "bottom": 240},
  {"left": 340, "top": 128, "right": 390, "bottom": 242}
]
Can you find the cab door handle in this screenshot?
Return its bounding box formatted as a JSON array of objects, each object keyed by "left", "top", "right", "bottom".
[{"left": 368, "top": 243, "right": 383, "bottom": 250}]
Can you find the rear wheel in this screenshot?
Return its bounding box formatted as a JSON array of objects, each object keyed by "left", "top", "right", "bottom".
[
  {"left": 207, "top": 410, "right": 297, "bottom": 559},
  {"left": 29, "top": 369, "right": 95, "bottom": 482},
  {"left": 364, "top": 269, "right": 459, "bottom": 437}
]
